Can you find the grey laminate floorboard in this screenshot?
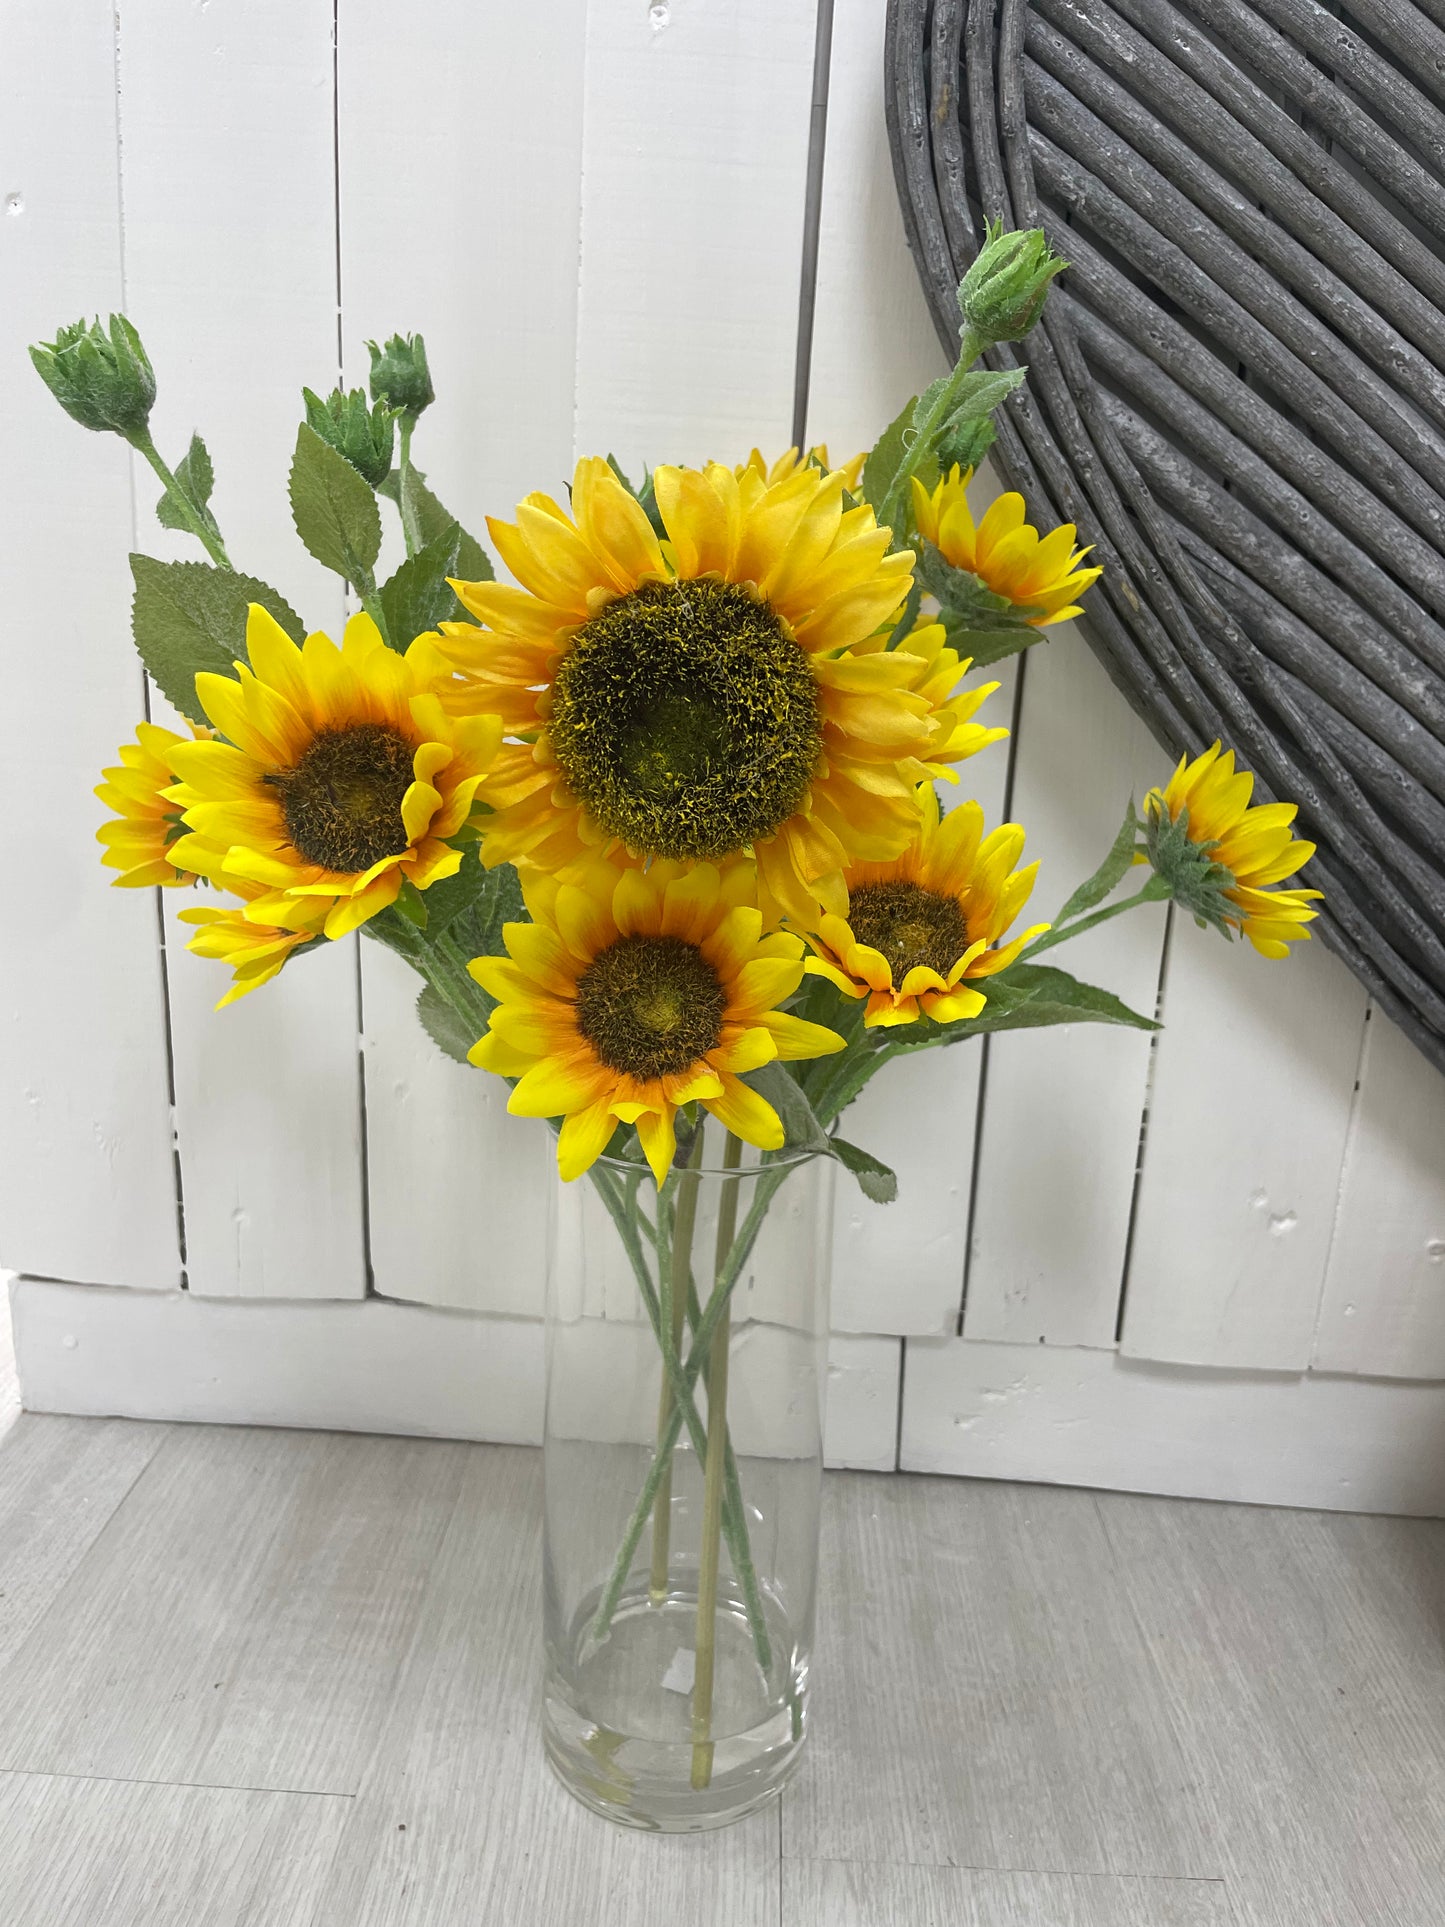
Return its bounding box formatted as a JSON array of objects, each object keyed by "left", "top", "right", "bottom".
[
  {"left": 785, "top": 1472, "right": 1215, "bottom": 1878},
  {"left": 0, "top": 1290, "right": 18, "bottom": 1439},
  {"left": 0, "top": 1425, "right": 472, "bottom": 1794},
  {"left": 0, "top": 1413, "right": 165, "bottom": 1673},
  {"left": 308, "top": 1445, "right": 782, "bottom": 1927},
  {"left": 0, "top": 1768, "right": 348, "bottom": 1927},
  {"left": 1097, "top": 1492, "right": 1445, "bottom": 1927},
  {"left": 784, "top": 1858, "right": 1234, "bottom": 1925}
]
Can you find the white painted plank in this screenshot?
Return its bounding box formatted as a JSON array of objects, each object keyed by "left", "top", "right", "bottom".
[
  {"left": 823, "top": 1332, "right": 900, "bottom": 1470},
  {"left": 1315, "top": 1006, "right": 1445, "bottom": 1378},
  {"left": 1121, "top": 917, "right": 1368, "bottom": 1369},
  {"left": 571, "top": 0, "right": 819, "bottom": 471},
  {"left": 965, "top": 640, "right": 1169, "bottom": 1347},
  {"left": 903, "top": 1334, "right": 1445, "bottom": 1514},
  {"left": 0, "top": 1774, "right": 349, "bottom": 1927},
  {"left": 12, "top": 1276, "right": 545, "bottom": 1444},
  {"left": 336, "top": 0, "right": 589, "bottom": 1315},
  {"left": 0, "top": 0, "right": 179, "bottom": 1289},
  {"left": 784, "top": 1860, "right": 1231, "bottom": 1926},
  {"left": 117, "top": 0, "right": 366, "bottom": 1298},
  {"left": 13, "top": 1275, "right": 906, "bottom": 1471}
]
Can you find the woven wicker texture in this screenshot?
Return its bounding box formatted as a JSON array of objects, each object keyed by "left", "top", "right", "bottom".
[{"left": 885, "top": 0, "right": 1445, "bottom": 1073}]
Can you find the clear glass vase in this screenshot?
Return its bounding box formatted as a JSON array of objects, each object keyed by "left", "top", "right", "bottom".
[{"left": 541, "top": 1124, "right": 835, "bottom": 1831}]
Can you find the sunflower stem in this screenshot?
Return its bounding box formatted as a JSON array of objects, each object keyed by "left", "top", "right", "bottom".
[
  {"left": 691, "top": 1129, "right": 742, "bottom": 1790},
  {"left": 397, "top": 416, "right": 417, "bottom": 559},
  {"left": 588, "top": 1157, "right": 791, "bottom": 1649},
  {"left": 129, "top": 428, "right": 233, "bottom": 569},
  {"left": 1018, "top": 877, "right": 1172, "bottom": 961},
  {"left": 649, "top": 1130, "right": 704, "bottom": 1603}
]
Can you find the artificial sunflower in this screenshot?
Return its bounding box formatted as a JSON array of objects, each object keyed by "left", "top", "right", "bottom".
[
  {"left": 96, "top": 721, "right": 206, "bottom": 887},
  {"left": 439, "top": 454, "right": 970, "bottom": 927},
  {"left": 857, "top": 619, "right": 1010, "bottom": 773},
  {"left": 1143, "top": 742, "right": 1322, "bottom": 958},
  {"left": 805, "top": 784, "right": 1047, "bottom": 1027},
  {"left": 469, "top": 856, "right": 843, "bottom": 1183},
  {"left": 913, "top": 465, "right": 1101, "bottom": 625},
  {"left": 165, "top": 606, "right": 502, "bottom": 940},
  {"left": 177, "top": 883, "right": 326, "bottom": 1008}
]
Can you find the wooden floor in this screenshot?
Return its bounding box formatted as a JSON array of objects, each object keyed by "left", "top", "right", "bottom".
[{"left": 0, "top": 1416, "right": 1440, "bottom": 1925}]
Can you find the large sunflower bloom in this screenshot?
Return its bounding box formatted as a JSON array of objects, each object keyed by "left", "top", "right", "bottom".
[
  {"left": 1144, "top": 742, "right": 1322, "bottom": 958},
  {"left": 805, "top": 785, "right": 1047, "bottom": 1027},
  {"left": 165, "top": 607, "right": 502, "bottom": 940},
  {"left": 913, "top": 466, "right": 1102, "bottom": 626},
  {"left": 178, "top": 882, "right": 326, "bottom": 1008},
  {"left": 438, "top": 455, "right": 970, "bottom": 927},
  {"left": 469, "top": 857, "right": 843, "bottom": 1184},
  {"left": 96, "top": 721, "right": 207, "bottom": 887}
]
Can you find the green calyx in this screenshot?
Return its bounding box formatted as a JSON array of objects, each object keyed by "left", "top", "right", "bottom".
[
  {"left": 549, "top": 578, "right": 822, "bottom": 861},
  {"left": 957, "top": 221, "right": 1068, "bottom": 346},
  {"left": 1142, "top": 799, "right": 1239, "bottom": 937},
  {"left": 270, "top": 723, "right": 415, "bottom": 873},
  {"left": 848, "top": 879, "right": 971, "bottom": 982},
  {"left": 367, "top": 332, "right": 434, "bottom": 420},
  {"left": 576, "top": 933, "right": 726, "bottom": 1079},
  {"left": 30, "top": 314, "right": 155, "bottom": 438},
  {"left": 303, "top": 386, "right": 397, "bottom": 488}
]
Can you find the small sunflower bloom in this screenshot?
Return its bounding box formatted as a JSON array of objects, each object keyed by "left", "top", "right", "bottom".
[
  {"left": 1143, "top": 742, "right": 1322, "bottom": 958},
  {"left": 855, "top": 619, "right": 1010, "bottom": 774},
  {"left": 164, "top": 606, "right": 502, "bottom": 940},
  {"left": 439, "top": 454, "right": 953, "bottom": 928},
  {"left": 178, "top": 882, "right": 326, "bottom": 1008},
  {"left": 96, "top": 721, "right": 207, "bottom": 888},
  {"left": 805, "top": 786, "right": 1048, "bottom": 1027},
  {"left": 469, "top": 857, "right": 843, "bottom": 1185},
  {"left": 912, "top": 466, "right": 1101, "bottom": 626}
]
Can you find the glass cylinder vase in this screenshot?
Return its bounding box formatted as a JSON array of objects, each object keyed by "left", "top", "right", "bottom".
[{"left": 541, "top": 1125, "right": 835, "bottom": 1831}]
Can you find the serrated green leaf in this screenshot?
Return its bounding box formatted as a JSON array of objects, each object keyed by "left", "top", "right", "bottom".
[
  {"left": 388, "top": 466, "right": 493, "bottom": 586},
  {"left": 937, "top": 365, "right": 1027, "bottom": 435},
  {"left": 156, "top": 432, "right": 219, "bottom": 539},
  {"left": 910, "top": 375, "right": 951, "bottom": 434},
  {"left": 454, "top": 526, "right": 492, "bottom": 585},
  {"left": 828, "top": 1135, "right": 898, "bottom": 1203},
  {"left": 415, "top": 984, "right": 475, "bottom": 1064},
  {"left": 943, "top": 621, "right": 1051, "bottom": 670},
  {"left": 950, "top": 962, "right": 1157, "bottom": 1036},
  {"left": 1055, "top": 801, "right": 1142, "bottom": 928},
  {"left": 394, "top": 876, "right": 429, "bottom": 928},
  {"left": 407, "top": 846, "right": 494, "bottom": 943},
  {"left": 129, "top": 556, "right": 305, "bottom": 724},
  {"left": 289, "top": 422, "right": 381, "bottom": 585},
  {"left": 861, "top": 393, "right": 917, "bottom": 521},
  {"left": 379, "top": 521, "right": 465, "bottom": 650}
]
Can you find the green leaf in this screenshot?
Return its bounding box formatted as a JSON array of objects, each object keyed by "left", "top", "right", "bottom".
[
  {"left": 454, "top": 526, "right": 492, "bottom": 585},
  {"left": 828, "top": 1135, "right": 898, "bottom": 1204},
  {"left": 939, "top": 962, "right": 1158, "bottom": 1038},
  {"left": 156, "top": 432, "right": 219, "bottom": 539},
  {"left": 861, "top": 393, "right": 916, "bottom": 521},
  {"left": 944, "top": 622, "right": 1051, "bottom": 670},
  {"left": 415, "top": 984, "right": 474, "bottom": 1065},
  {"left": 129, "top": 555, "right": 305, "bottom": 724},
  {"left": 742, "top": 1061, "right": 832, "bottom": 1156},
  {"left": 289, "top": 422, "right": 382, "bottom": 585},
  {"left": 379, "top": 521, "right": 469, "bottom": 649},
  {"left": 936, "top": 365, "right": 1026, "bottom": 437},
  {"left": 1054, "top": 800, "right": 1141, "bottom": 928},
  {"left": 918, "top": 541, "right": 1040, "bottom": 629},
  {"left": 435, "top": 861, "right": 528, "bottom": 1009},
  {"left": 394, "top": 876, "right": 429, "bottom": 928},
  {"left": 407, "top": 846, "right": 495, "bottom": 943},
  {"left": 910, "top": 375, "right": 951, "bottom": 434}
]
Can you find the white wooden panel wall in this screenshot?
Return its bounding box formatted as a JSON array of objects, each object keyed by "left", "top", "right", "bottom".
[
  {"left": 5, "top": 0, "right": 1445, "bottom": 1507},
  {"left": 119, "top": 0, "right": 367, "bottom": 1300}
]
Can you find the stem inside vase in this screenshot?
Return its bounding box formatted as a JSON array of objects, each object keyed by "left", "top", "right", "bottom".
[{"left": 649, "top": 1134, "right": 703, "bottom": 1602}]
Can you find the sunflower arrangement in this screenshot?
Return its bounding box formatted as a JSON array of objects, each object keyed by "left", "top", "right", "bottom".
[{"left": 34, "top": 222, "right": 1319, "bottom": 1795}]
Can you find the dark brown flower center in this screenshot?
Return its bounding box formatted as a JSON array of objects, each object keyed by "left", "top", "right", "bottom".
[
  {"left": 272, "top": 724, "right": 415, "bottom": 873},
  {"left": 847, "top": 879, "right": 971, "bottom": 982},
  {"left": 575, "top": 933, "right": 727, "bottom": 1079},
  {"left": 549, "top": 578, "right": 822, "bottom": 860}
]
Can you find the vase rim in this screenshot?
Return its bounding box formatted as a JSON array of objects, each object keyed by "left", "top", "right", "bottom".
[{"left": 590, "top": 1145, "right": 825, "bottom": 1182}]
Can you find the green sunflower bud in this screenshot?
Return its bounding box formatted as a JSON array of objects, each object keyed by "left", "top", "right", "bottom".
[
  {"left": 30, "top": 314, "right": 156, "bottom": 438},
  {"left": 302, "top": 386, "right": 396, "bottom": 488},
  {"left": 957, "top": 222, "right": 1068, "bottom": 346},
  {"left": 366, "top": 332, "right": 434, "bottom": 420},
  {"left": 1141, "top": 795, "right": 1238, "bottom": 938}
]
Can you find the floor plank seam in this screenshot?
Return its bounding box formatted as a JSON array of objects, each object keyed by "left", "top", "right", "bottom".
[
  {"left": 0, "top": 1763, "right": 357, "bottom": 1803},
  {"left": 782, "top": 1850, "right": 1229, "bottom": 1886}
]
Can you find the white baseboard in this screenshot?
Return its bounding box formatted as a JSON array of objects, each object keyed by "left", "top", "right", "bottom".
[
  {"left": 902, "top": 1336, "right": 1445, "bottom": 1517},
  {"left": 8, "top": 1278, "right": 901, "bottom": 1473}
]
